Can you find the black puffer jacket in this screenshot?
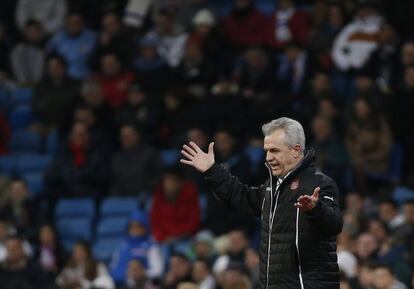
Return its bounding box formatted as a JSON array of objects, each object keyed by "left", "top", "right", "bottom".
[{"left": 204, "top": 148, "right": 343, "bottom": 289}]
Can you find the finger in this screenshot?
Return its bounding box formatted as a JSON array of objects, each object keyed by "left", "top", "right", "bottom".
[
  {"left": 189, "top": 141, "right": 202, "bottom": 153},
  {"left": 294, "top": 202, "right": 303, "bottom": 208},
  {"left": 181, "top": 149, "right": 194, "bottom": 160},
  {"left": 312, "top": 187, "right": 320, "bottom": 200},
  {"left": 183, "top": 144, "right": 197, "bottom": 156},
  {"left": 298, "top": 195, "right": 311, "bottom": 203},
  {"left": 180, "top": 159, "right": 193, "bottom": 165},
  {"left": 208, "top": 142, "right": 214, "bottom": 155}
]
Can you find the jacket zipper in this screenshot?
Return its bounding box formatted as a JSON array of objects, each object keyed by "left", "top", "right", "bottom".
[
  {"left": 265, "top": 163, "right": 273, "bottom": 289},
  {"left": 296, "top": 208, "right": 304, "bottom": 289},
  {"left": 265, "top": 164, "right": 282, "bottom": 289}
]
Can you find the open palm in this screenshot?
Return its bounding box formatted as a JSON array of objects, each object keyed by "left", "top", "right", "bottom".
[{"left": 180, "top": 141, "right": 215, "bottom": 173}]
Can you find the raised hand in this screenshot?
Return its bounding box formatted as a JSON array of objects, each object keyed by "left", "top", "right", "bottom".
[
  {"left": 294, "top": 187, "right": 320, "bottom": 212},
  {"left": 180, "top": 141, "right": 215, "bottom": 173}
]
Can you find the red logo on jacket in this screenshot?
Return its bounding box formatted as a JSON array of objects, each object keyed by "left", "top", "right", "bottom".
[{"left": 290, "top": 178, "right": 299, "bottom": 190}]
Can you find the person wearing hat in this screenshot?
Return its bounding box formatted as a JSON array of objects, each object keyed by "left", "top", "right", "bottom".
[{"left": 110, "top": 210, "right": 163, "bottom": 285}]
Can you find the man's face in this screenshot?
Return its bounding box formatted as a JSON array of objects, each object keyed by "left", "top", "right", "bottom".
[
  {"left": 264, "top": 129, "right": 301, "bottom": 177},
  {"left": 66, "top": 15, "right": 84, "bottom": 36},
  {"left": 6, "top": 239, "right": 25, "bottom": 264},
  {"left": 372, "top": 268, "right": 394, "bottom": 289},
  {"left": 70, "top": 123, "right": 89, "bottom": 146},
  {"left": 127, "top": 260, "right": 146, "bottom": 281},
  {"left": 192, "top": 261, "right": 208, "bottom": 282},
  {"left": 169, "top": 256, "right": 190, "bottom": 278},
  {"left": 120, "top": 126, "right": 139, "bottom": 150}
]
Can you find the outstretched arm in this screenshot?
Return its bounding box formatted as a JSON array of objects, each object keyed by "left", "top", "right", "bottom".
[
  {"left": 295, "top": 181, "right": 343, "bottom": 238},
  {"left": 180, "top": 142, "right": 264, "bottom": 217}
]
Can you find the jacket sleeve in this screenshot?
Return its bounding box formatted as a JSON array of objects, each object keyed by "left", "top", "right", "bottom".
[
  {"left": 204, "top": 163, "right": 265, "bottom": 217},
  {"left": 304, "top": 177, "right": 343, "bottom": 238}
]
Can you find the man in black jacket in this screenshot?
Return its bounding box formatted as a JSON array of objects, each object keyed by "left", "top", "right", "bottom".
[{"left": 180, "top": 117, "right": 343, "bottom": 289}]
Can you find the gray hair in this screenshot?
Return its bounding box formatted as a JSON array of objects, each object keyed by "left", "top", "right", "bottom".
[{"left": 262, "top": 117, "right": 305, "bottom": 151}]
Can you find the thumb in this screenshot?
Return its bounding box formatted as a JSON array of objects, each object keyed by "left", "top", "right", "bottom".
[
  {"left": 208, "top": 142, "right": 214, "bottom": 155},
  {"left": 312, "top": 187, "right": 320, "bottom": 200}
]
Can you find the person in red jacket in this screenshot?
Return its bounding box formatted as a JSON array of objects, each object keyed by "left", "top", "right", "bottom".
[
  {"left": 221, "top": 0, "right": 269, "bottom": 53},
  {"left": 94, "top": 52, "right": 134, "bottom": 108},
  {"left": 267, "top": 0, "right": 310, "bottom": 49},
  {"left": 150, "top": 167, "right": 200, "bottom": 243}
]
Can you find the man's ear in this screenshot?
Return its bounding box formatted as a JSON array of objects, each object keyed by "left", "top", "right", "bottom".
[{"left": 292, "top": 144, "right": 302, "bottom": 159}]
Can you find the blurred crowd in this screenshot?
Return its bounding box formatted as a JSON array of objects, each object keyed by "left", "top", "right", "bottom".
[{"left": 0, "top": 0, "right": 414, "bottom": 288}]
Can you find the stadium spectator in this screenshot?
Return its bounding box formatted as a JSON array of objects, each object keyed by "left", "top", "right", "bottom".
[
  {"left": 93, "top": 12, "right": 134, "bottom": 70},
  {"left": 221, "top": 0, "right": 268, "bottom": 53},
  {"left": 47, "top": 12, "right": 97, "bottom": 79},
  {"left": 79, "top": 80, "right": 114, "bottom": 130},
  {"left": 45, "top": 122, "right": 109, "bottom": 197},
  {"left": 114, "top": 85, "right": 161, "bottom": 140},
  {"left": 110, "top": 210, "right": 163, "bottom": 284},
  {"left": 0, "top": 179, "right": 35, "bottom": 238},
  {"left": 161, "top": 253, "right": 192, "bottom": 289},
  {"left": 0, "top": 236, "right": 46, "bottom": 289},
  {"left": 332, "top": 0, "right": 383, "bottom": 71},
  {"left": 15, "top": 0, "right": 66, "bottom": 35},
  {"left": 192, "top": 258, "right": 215, "bottom": 289},
  {"left": 345, "top": 94, "right": 393, "bottom": 193},
  {"left": 134, "top": 35, "right": 171, "bottom": 94},
  {"left": 93, "top": 52, "right": 134, "bottom": 108},
  {"left": 267, "top": 0, "right": 311, "bottom": 49},
  {"left": 32, "top": 55, "right": 80, "bottom": 133},
  {"left": 244, "top": 248, "right": 259, "bottom": 288},
  {"left": 213, "top": 229, "right": 250, "bottom": 271},
  {"left": 189, "top": 230, "right": 217, "bottom": 266},
  {"left": 34, "top": 224, "right": 66, "bottom": 276},
  {"left": 10, "top": 20, "right": 45, "bottom": 85},
  {"left": 378, "top": 200, "right": 405, "bottom": 231},
  {"left": 56, "top": 240, "right": 115, "bottom": 289},
  {"left": 310, "top": 115, "right": 349, "bottom": 190},
  {"left": 150, "top": 167, "right": 200, "bottom": 243},
  {"left": 145, "top": 7, "right": 188, "bottom": 68},
  {"left": 110, "top": 123, "right": 162, "bottom": 196},
  {"left": 372, "top": 264, "right": 407, "bottom": 289},
  {"left": 121, "top": 259, "right": 158, "bottom": 289}
]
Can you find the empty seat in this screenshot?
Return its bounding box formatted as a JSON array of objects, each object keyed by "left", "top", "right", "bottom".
[
  {"left": 15, "top": 153, "right": 51, "bottom": 173},
  {"left": 55, "top": 198, "right": 95, "bottom": 219},
  {"left": 0, "top": 155, "right": 16, "bottom": 174},
  {"left": 10, "top": 131, "right": 42, "bottom": 153},
  {"left": 100, "top": 197, "right": 138, "bottom": 217},
  {"left": 57, "top": 218, "right": 93, "bottom": 249},
  {"left": 22, "top": 171, "right": 44, "bottom": 197},
  {"left": 96, "top": 217, "right": 129, "bottom": 238},
  {"left": 93, "top": 237, "right": 123, "bottom": 265},
  {"left": 8, "top": 105, "right": 35, "bottom": 129},
  {"left": 161, "top": 149, "right": 180, "bottom": 168}
]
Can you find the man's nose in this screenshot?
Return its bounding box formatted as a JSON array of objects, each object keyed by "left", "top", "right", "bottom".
[{"left": 266, "top": 152, "right": 273, "bottom": 162}]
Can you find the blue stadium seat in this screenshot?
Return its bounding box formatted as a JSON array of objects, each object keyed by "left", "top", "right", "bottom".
[
  {"left": 93, "top": 237, "right": 123, "bottom": 265},
  {"left": 257, "top": 1, "right": 276, "bottom": 15},
  {"left": 392, "top": 186, "right": 414, "bottom": 206},
  {"left": 12, "top": 87, "right": 33, "bottom": 107},
  {"left": 100, "top": 197, "right": 138, "bottom": 218},
  {"left": 161, "top": 149, "right": 180, "bottom": 168},
  {"left": 46, "top": 130, "right": 59, "bottom": 154},
  {"left": 22, "top": 171, "right": 44, "bottom": 197},
  {"left": 0, "top": 155, "right": 16, "bottom": 174},
  {"left": 8, "top": 105, "right": 35, "bottom": 129},
  {"left": 56, "top": 218, "right": 93, "bottom": 248},
  {"left": 96, "top": 217, "right": 129, "bottom": 238},
  {"left": 10, "top": 131, "right": 42, "bottom": 153},
  {"left": 15, "top": 153, "right": 51, "bottom": 173},
  {"left": 55, "top": 198, "right": 95, "bottom": 219}
]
